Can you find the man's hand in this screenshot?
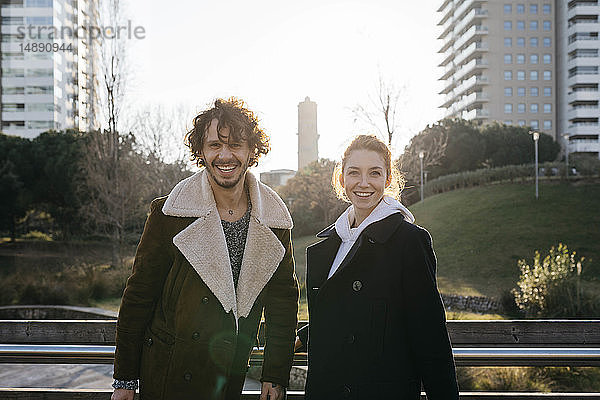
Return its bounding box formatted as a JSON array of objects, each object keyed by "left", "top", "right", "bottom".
[
  {"left": 260, "top": 381, "right": 286, "bottom": 400},
  {"left": 294, "top": 336, "right": 303, "bottom": 352},
  {"left": 111, "top": 389, "right": 135, "bottom": 400}
]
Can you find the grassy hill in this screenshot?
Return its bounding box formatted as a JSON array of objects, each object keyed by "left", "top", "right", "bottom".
[{"left": 410, "top": 180, "right": 600, "bottom": 298}]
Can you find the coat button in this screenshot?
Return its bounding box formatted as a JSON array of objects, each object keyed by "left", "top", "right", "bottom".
[
  {"left": 343, "top": 385, "right": 352, "bottom": 398},
  {"left": 183, "top": 372, "right": 192, "bottom": 382},
  {"left": 352, "top": 280, "right": 362, "bottom": 291},
  {"left": 146, "top": 337, "right": 153, "bottom": 346},
  {"left": 202, "top": 296, "right": 209, "bottom": 304},
  {"left": 368, "top": 237, "right": 375, "bottom": 244},
  {"left": 192, "top": 332, "right": 200, "bottom": 340},
  {"left": 346, "top": 334, "right": 355, "bottom": 344}
]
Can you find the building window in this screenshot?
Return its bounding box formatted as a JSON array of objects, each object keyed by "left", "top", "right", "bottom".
[
  {"left": 1, "top": 103, "right": 25, "bottom": 112},
  {"left": 530, "top": 37, "right": 539, "bottom": 47},
  {"left": 505, "top": 103, "right": 513, "bottom": 113},
  {"left": 543, "top": 4, "right": 551, "bottom": 14},
  {"left": 517, "top": 37, "right": 526, "bottom": 47},
  {"left": 543, "top": 54, "right": 551, "bottom": 64},
  {"left": 504, "top": 70, "right": 513, "bottom": 80},
  {"left": 2, "top": 87, "right": 25, "bottom": 95},
  {"left": 530, "top": 70, "right": 539, "bottom": 80},
  {"left": 504, "top": 37, "right": 513, "bottom": 47},
  {"left": 504, "top": 120, "right": 513, "bottom": 125},
  {"left": 530, "top": 4, "right": 538, "bottom": 14},
  {"left": 530, "top": 54, "right": 539, "bottom": 64},
  {"left": 531, "top": 87, "right": 539, "bottom": 96},
  {"left": 517, "top": 87, "right": 526, "bottom": 96},
  {"left": 1, "top": 16, "right": 24, "bottom": 25},
  {"left": 504, "top": 54, "right": 513, "bottom": 64},
  {"left": 26, "top": 16, "right": 52, "bottom": 25},
  {"left": 531, "top": 120, "right": 539, "bottom": 129},
  {"left": 26, "top": 85, "right": 53, "bottom": 94},
  {"left": 518, "top": 120, "right": 526, "bottom": 126},
  {"left": 543, "top": 20, "right": 551, "bottom": 31},
  {"left": 543, "top": 37, "right": 551, "bottom": 47},
  {"left": 517, "top": 20, "right": 526, "bottom": 30},
  {"left": 505, "top": 87, "right": 513, "bottom": 96},
  {"left": 543, "top": 120, "right": 552, "bottom": 129},
  {"left": 2, "top": 68, "right": 25, "bottom": 77},
  {"left": 543, "top": 103, "right": 552, "bottom": 113},
  {"left": 504, "top": 4, "right": 512, "bottom": 13},
  {"left": 517, "top": 70, "right": 526, "bottom": 80},
  {"left": 543, "top": 70, "right": 552, "bottom": 80},
  {"left": 516, "top": 54, "right": 526, "bottom": 64},
  {"left": 517, "top": 4, "right": 525, "bottom": 14},
  {"left": 504, "top": 21, "right": 513, "bottom": 30},
  {"left": 531, "top": 103, "right": 539, "bottom": 113},
  {"left": 26, "top": 0, "right": 53, "bottom": 6},
  {"left": 530, "top": 20, "right": 539, "bottom": 31},
  {"left": 544, "top": 87, "right": 551, "bottom": 96},
  {"left": 518, "top": 103, "right": 526, "bottom": 113}
]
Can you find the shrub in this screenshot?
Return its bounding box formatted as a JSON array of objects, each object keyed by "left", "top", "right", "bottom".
[
  {"left": 21, "top": 230, "right": 53, "bottom": 241},
  {"left": 511, "top": 243, "right": 595, "bottom": 318}
]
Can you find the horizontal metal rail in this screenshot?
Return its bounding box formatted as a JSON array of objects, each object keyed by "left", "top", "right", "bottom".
[
  {"left": 1, "top": 389, "right": 600, "bottom": 400},
  {"left": 2, "top": 344, "right": 600, "bottom": 366}
]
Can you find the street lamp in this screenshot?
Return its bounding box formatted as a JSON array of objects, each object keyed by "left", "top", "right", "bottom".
[
  {"left": 419, "top": 151, "right": 425, "bottom": 202},
  {"left": 562, "top": 133, "right": 570, "bottom": 179},
  {"left": 530, "top": 131, "right": 540, "bottom": 199}
]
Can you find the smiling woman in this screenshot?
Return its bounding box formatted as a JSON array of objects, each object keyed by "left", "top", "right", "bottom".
[{"left": 297, "top": 134, "right": 459, "bottom": 400}]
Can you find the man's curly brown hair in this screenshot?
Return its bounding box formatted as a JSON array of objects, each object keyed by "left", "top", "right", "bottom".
[{"left": 184, "top": 97, "right": 270, "bottom": 168}]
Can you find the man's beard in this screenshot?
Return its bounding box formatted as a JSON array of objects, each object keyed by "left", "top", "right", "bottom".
[{"left": 205, "top": 159, "right": 249, "bottom": 189}]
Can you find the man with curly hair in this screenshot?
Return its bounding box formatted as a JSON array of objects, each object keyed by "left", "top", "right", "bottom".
[{"left": 112, "top": 98, "right": 298, "bottom": 400}]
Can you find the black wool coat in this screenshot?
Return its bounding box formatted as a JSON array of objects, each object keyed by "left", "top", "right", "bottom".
[{"left": 298, "top": 213, "right": 459, "bottom": 400}]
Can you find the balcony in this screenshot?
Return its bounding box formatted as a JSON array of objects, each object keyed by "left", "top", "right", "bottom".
[
  {"left": 439, "top": 49, "right": 456, "bottom": 67},
  {"left": 453, "top": 74, "right": 489, "bottom": 97},
  {"left": 453, "top": 41, "right": 488, "bottom": 66},
  {"left": 446, "top": 91, "right": 489, "bottom": 114},
  {"left": 453, "top": 58, "right": 488, "bottom": 82},
  {"left": 453, "top": 25, "right": 488, "bottom": 53},
  {"left": 568, "top": 90, "right": 599, "bottom": 103},
  {"left": 568, "top": 106, "right": 599, "bottom": 119},
  {"left": 440, "top": 62, "right": 457, "bottom": 81},
  {"left": 570, "top": 139, "right": 600, "bottom": 153},
  {"left": 453, "top": 8, "right": 488, "bottom": 39},
  {"left": 568, "top": 73, "right": 599, "bottom": 86},
  {"left": 437, "top": 0, "right": 454, "bottom": 15},
  {"left": 568, "top": 5, "right": 600, "bottom": 19},
  {"left": 568, "top": 124, "right": 599, "bottom": 136},
  {"left": 462, "top": 108, "right": 489, "bottom": 120}
]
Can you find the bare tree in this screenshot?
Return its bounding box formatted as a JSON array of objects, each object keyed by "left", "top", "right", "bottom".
[
  {"left": 80, "top": 0, "right": 132, "bottom": 267},
  {"left": 352, "top": 74, "right": 406, "bottom": 147},
  {"left": 126, "top": 103, "right": 194, "bottom": 198},
  {"left": 397, "top": 122, "right": 449, "bottom": 187}
]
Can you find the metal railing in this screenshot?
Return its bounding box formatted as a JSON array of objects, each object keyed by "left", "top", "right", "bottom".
[{"left": 1, "top": 320, "right": 600, "bottom": 399}]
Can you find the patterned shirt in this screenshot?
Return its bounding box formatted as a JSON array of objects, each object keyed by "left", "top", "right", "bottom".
[{"left": 221, "top": 200, "right": 251, "bottom": 289}]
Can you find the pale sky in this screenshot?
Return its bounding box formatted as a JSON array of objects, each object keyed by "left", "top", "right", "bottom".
[{"left": 124, "top": 0, "right": 444, "bottom": 173}]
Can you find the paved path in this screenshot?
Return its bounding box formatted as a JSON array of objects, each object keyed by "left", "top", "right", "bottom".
[{"left": 0, "top": 364, "right": 261, "bottom": 390}]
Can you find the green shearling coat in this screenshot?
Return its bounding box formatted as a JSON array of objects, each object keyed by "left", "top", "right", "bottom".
[{"left": 113, "top": 170, "right": 299, "bottom": 400}]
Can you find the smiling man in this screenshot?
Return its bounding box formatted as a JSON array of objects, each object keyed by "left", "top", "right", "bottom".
[{"left": 111, "top": 98, "right": 298, "bottom": 400}]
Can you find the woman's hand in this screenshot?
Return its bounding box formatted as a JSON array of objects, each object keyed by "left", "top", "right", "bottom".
[{"left": 111, "top": 389, "right": 135, "bottom": 400}]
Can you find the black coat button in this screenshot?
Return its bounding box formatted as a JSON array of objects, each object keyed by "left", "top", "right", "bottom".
[
  {"left": 343, "top": 385, "right": 352, "bottom": 398},
  {"left": 352, "top": 280, "right": 362, "bottom": 291},
  {"left": 368, "top": 237, "right": 375, "bottom": 244},
  {"left": 192, "top": 332, "right": 200, "bottom": 340},
  {"left": 202, "top": 296, "right": 209, "bottom": 304},
  {"left": 183, "top": 372, "right": 192, "bottom": 382},
  {"left": 347, "top": 334, "right": 355, "bottom": 344},
  {"left": 146, "top": 337, "right": 153, "bottom": 346}
]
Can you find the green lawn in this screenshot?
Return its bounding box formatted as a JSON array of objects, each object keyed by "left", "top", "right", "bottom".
[{"left": 411, "top": 181, "right": 600, "bottom": 298}]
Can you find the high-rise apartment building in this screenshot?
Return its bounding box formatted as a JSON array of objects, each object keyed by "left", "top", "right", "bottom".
[
  {"left": 1, "top": 0, "right": 97, "bottom": 139},
  {"left": 557, "top": 0, "right": 599, "bottom": 158},
  {"left": 297, "top": 96, "right": 319, "bottom": 170},
  {"left": 438, "top": 0, "right": 600, "bottom": 159}
]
